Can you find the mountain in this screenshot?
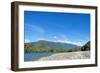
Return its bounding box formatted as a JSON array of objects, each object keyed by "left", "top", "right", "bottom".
[
  {"left": 25, "top": 40, "right": 80, "bottom": 50},
  {"left": 81, "top": 41, "right": 90, "bottom": 51}
]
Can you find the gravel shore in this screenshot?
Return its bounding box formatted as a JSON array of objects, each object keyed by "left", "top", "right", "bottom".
[{"left": 37, "top": 51, "right": 90, "bottom": 61}]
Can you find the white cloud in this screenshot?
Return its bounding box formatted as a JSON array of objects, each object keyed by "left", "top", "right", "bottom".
[
  {"left": 25, "top": 24, "right": 45, "bottom": 34},
  {"left": 52, "top": 34, "right": 83, "bottom": 46},
  {"left": 53, "top": 36, "right": 57, "bottom": 39},
  {"left": 24, "top": 39, "right": 30, "bottom": 43},
  {"left": 32, "top": 25, "right": 44, "bottom": 34},
  {"left": 57, "top": 40, "right": 83, "bottom": 46}
]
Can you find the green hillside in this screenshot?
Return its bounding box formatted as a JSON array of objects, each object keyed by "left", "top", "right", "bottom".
[
  {"left": 24, "top": 40, "right": 90, "bottom": 53},
  {"left": 81, "top": 41, "right": 90, "bottom": 51}
]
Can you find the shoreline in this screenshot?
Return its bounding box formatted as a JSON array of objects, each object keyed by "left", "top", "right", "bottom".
[{"left": 36, "top": 51, "right": 90, "bottom": 61}]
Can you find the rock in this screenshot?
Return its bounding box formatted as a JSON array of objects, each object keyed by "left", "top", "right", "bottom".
[{"left": 36, "top": 51, "right": 90, "bottom": 61}]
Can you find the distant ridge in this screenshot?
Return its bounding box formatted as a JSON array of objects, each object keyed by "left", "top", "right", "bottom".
[
  {"left": 25, "top": 40, "right": 80, "bottom": 50},
  {"left": 24, "top": 40, "right": 90, "bottom": 53}
]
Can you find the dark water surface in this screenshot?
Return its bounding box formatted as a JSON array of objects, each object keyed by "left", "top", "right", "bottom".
[{"left": 24, "top": 52, "right": 58, "bottom": 61}]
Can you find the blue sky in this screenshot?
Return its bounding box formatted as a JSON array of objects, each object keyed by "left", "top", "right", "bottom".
[{"left": 24, "top": 11, "right": 90, "bottom": 46}]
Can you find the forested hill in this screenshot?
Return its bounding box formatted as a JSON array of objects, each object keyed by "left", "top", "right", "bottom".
[{"left": 25, "top": 40, "right": 80, "bottom": 50}]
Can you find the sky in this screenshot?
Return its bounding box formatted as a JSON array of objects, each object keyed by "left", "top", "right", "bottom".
[{"left": 24, "top": 11, "right": 90, "bottom": 46}]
